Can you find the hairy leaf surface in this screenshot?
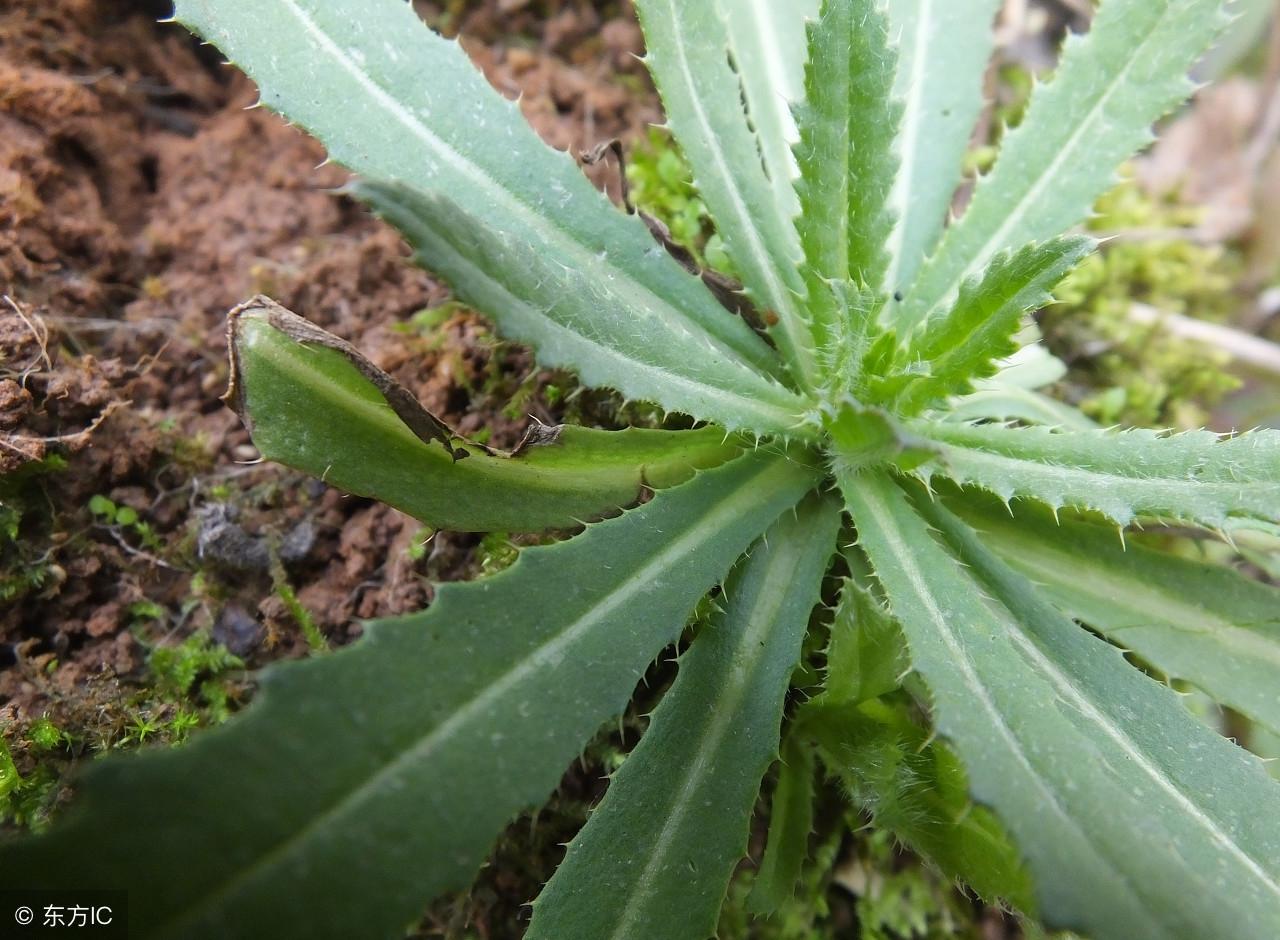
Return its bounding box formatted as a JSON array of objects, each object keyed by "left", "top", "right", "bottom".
[
  {"left": 882, "top": 0, "right": 1002, "bottom": 292},
  {"left": 358, "top": 183, "right": 808, "bottom": 436},
  {"left": 908, "top": 422, "right": 1280, "bottom": 528},
  {"left": 636, "top": 0, "right": 816, "bottom": 387},
  {"left": 821, "top": 553, "right": 908, "bottom": 706},
  {"left": 229, "top": 299, "right": 743, "bottom": 531},
  {"left": 898, "top": 0, "right": 1230, "bottom": 328},
  {"left": 956, "top": 498, "right": 1280, "bottom": 739},
  {"left": 800, "top": 700, "right": 1033, "bottom": 910},
  {"left": 174, "top": 0, "right": 782, "bottom": 382},
  {"left": 795, "top": 0, "right": 899, "bottom": 354},
  {"left": 527, "top": 497, "right": 840, "bottom": 940},
  {"left": 844, "top": 472, "right": 1280, "bottom": 939},
  {"left": 894, "top": 237, "right": 1092, "bottom": 414},
  {"left": 3, "top": 454, "right": 820, "bottom": 940},
  {"left": 715, "top": 0, "right": 821, "bottom": 221}
]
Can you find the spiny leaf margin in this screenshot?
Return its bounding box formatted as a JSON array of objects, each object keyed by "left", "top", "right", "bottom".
[{"left": 3, "top": 452, "right": 821, "bottom": 940}]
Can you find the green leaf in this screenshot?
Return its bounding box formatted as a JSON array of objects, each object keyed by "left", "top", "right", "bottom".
[
  {"left": 2, "top": 452, "right": 820, "bottom": 940},
  {"left": 173, "top": 0, "right": 781, "bottom": 385},
  {"left": 800, "top": 699, "right": 1033, "bottom": 910},
  {"left": 88, "top": 494, "right": 116, "bottom": 519},
  {"left": 843, "top": 471, "right": 1280, "bottom": 939},
  {"left": 882, "top": 0, "right": 1003, "bottom": 293},
  {"left": 794, "top": 0, "right": 899, "bottom": 351},
  {"left": 944, "top": 339, "right": 1097, "bottom": 428},
  {"left": 954, "top": 497, "right": 1280, "bottom": 739},
  {"left": 817, "top": 282, "right": 886, "bottom": 399},
  {"left": 714, "top": 0, "right": 821, "bottom": 222},
  {"left": 747, "top": 730, "right": 817, "bottom": 915},
  {"left": 898, "top": 0, "right": 1230, "bottom": 328},
  {"left": 821, "top": 552, "right": 908, "bottom": 706},
  {"left": 945, "top": 387, "right": 1098, "bottom": 429},
  {"left": 893, "top": 237, "right": 1093, "bottom": 414},
  {"left": 635, "top": 0, "right": 816, "bottom": 388},
  {"left": 229, "top": 298, "right": 744, "bottom": 531},
  {"left": 526, "top": 496, "right": 840, "bottom": 940},
  {"left": 981, "top": 336, "right": 1069, "bottom": 391},
  {"left": 357, "top": 184, "right": 809, "bottom": 437},
  {"left": 907, "top": 421, "right": 1280, "bottom": 528}
]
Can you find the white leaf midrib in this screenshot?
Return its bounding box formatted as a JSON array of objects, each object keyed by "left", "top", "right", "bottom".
[
  {"left": 652, "top": 0, "right": 815, "bottom": 387},
  {"left": 722, "top": 0, "right": 803, "bottom": 217},
  {"left": 270, "top": 0, "right": 781, "bottom": 385},
  {"left": 604, "top": 526, "right": 807, "bottom": 940},
  {"left": 860, "top": 479, "right": 1280, "bottom": 907},
  {"left": 883, "top": 0, "right": 932, "bottom": 292},
  {"left": 908, "top": 0, "right": 1180, "bottom": 324},
  {"left": 413, "top": 212, "right": 807, "bottom": 433},
  {"left": 928, "top": 441, "right": 1273, "bottom": 520},
  {"left": 154, "top": 455, "right": 805, "bottom": 936}
]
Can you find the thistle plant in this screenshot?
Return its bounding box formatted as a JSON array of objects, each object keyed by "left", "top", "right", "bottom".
[{"left": 7, "top": 1, "right": 1280, "bottom": 938}]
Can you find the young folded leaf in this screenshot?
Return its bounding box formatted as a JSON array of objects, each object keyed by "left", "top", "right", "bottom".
[
  {"left": 793, "top": 0, "right": 900, "bottom": 352},
  {"left": 820, "top": 550, "right": 908, "bottom": 707},
  {"left": 747, "top": 730, "right": 818, "bottom": 915},
  {"left": 844, "top": 472, "right": 1280, "bottom": 939},
  {"left": 634, "top": 0, "right": 816, "bottom": 388},
  {"left": 797, "top": 698, "right": 1033, "bottom": 911},
  {"left": 527, "top": 497, "right": 840, "bottom": 939},
  {"left": 955, "top": 497, "right": 1280, "bottom": 739},
  {"left": 229, "top": 297, "right": 744, "bottom": 531},
  {"left": 891, "top": 237, "right": 1094, "bottom": 415}
]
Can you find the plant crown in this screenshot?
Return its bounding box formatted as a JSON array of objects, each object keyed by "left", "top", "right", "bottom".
[{"left": 6, "top": 2, "right": 1280, "bottom": 939}]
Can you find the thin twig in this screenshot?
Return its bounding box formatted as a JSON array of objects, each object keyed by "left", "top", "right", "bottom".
[
  {"left": 100, "top": 525, "right": 181, "bottom": 571},
  {"left": 4, "top": 294, "right": 52, "bottom": 381},
  {"left": 1128, "top": 302, "right": 1280, "bottom": 377}
]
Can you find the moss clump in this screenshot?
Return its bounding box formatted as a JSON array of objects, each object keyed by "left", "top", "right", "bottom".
[
  {"left": 626, "top": 127, "right": 736, "bottom": 278},
  {"left": 0, "top": 455, "right": 67, "bottom": 604},
  {"left": 147, "top": 631, "right": 245, "bottom": 725},
  {"left": 1, "top": 628, "right": 246, "bottom": 835},
  {"left": 1046, "top": 174, "right": 1242, "bottom": 427},
  {"left": 1, "top": 725, "right": 65, "bottom": 833}
]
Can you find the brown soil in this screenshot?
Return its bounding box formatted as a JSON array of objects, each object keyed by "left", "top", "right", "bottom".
[
  {"left": 0, "top": 2, "right": 1031, "bottom": 937},
  {"left": 0, "top": 0, "right": 656, "bottom": 721},
  {"left": 0, "top": 3, "right": 681, "bottom": 933}
]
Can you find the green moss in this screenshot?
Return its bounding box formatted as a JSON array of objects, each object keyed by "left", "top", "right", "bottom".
[
  {"left": 0, "top": 455, "right": 66, "bottom": 604},
  {"left": 1046, "top": 173, "right": 1243, "bottom": 427},
  {"left": 406, "top": 527, "right": 436, "bottom": 562},
  {"left": 0, "top": 737, "right": 61, "bottom": 833},
  {"left": 145, "top": 630, "right": 246, "bottom": 728},
  {"left": 27, "top": 718, "right": 69, "bottom": 753},
  {"left": 88, "top": 493, "right": 164, "bottom": 552},
  {"left": 851, "top": 831, "right": 967, "bottom": 940},
  {"left": 271, "top": 572, "right": 327, "bottom": 654},
  {"left": 626, "top": 127, "right": 735, "bottom": 277},
  {"left": 477, "top": 531, "right": 520, "bottom": 576},
  {"left": 148, "top": 632, "right": 242, "bottom": 699}
]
